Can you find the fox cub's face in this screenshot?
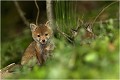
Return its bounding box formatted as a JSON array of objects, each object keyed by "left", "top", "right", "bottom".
[{"left": 30, "top": 21, "right": 53, "bottom": 44}]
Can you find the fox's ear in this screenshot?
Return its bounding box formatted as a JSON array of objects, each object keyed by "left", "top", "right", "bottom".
[
  {"left": 45, "top": 21, "right": 50, "bottom": 26},
  {"left": 45, "top": 21, "right": 52, "bottom": 30},
  {"left": 45, "top": 21, "right": 50, "bottom": 27},
  {"left": 30, "top": 23, "right": 37, "bottom": 31}
]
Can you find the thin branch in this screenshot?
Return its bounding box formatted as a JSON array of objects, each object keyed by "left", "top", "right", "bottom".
[
  {"left": 75, "top": 19, "right": 83, "bottom": 31},
  {"left": 14, "top": 1, "right": 29, "bottom": 27},
  {"left": 56, "top": 23, "right": 73, "bottom": 43},
  {"left": 34, "top": 0, "right": 39, "bottom": 26},
  {"left": 70, "top": 19, "right": 84, "bottom": 38},
  {"left": 57, "top": 28, "right": 73, "bottom": 43},
  {"left": 0, "top": 63, "right": 16, "bottom": 72},
  {"left": 91, "top": 1, "right": 118, "bottom": 27}
]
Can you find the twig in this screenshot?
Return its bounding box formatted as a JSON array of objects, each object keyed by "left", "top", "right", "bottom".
[
  {"left": 14, "top": 1, "right": 29, "bottom": 27},
  {"left": 70, "top": 19, "right": 81, "bottom": 38},
  {"left": 34, "top": 0, "right": 39, "bottom": 26},
  {"left": 91, "top": 1, "right": 118, "bottom": 27},
  {"left": 57, "top": 28, "right": 73, "bottom": 43},
  {"left": 0, "top": 63, "right": 16, "bottom": 73},
  {"left": 56, "top": 23, "right": 73, "bottom": 43},
  {"left": 75, "top": 19, "right": 83, "bottom": 31}
]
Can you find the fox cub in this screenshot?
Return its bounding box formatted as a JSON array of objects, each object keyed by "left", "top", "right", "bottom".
[{"left": 21, "top": 21, "right": 54, "bottom": 66}]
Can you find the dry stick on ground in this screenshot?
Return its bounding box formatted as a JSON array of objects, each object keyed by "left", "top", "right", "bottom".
[
  {"left": 56, "top": 23, "right": 73, "bottom": 43},
  {"left": 56, "top": 18, "right": 84, "bottom": 44},
  {"left": 0, "top": 63, "right": 16, "bottom": 73},
  {"left": 14, "top": 1, "right": 29, "bottom": 27},
  {"left": 0, "top": 63, "right": 16, "bottom": 79},
  {"left": 34, "top": 0, "right": 39, "bottom": 26}
]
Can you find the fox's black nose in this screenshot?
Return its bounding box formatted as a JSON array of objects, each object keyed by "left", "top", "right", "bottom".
[{"left": 42, "top": 40, "right": 45, "bottom": 42}]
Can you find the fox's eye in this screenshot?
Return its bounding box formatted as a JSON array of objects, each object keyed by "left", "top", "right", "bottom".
[
  {"left": 45, "top": 34, "right": 48, "bottom": 36},
  {"left": 37, "top": 34, "right": 40, "bottom": 37}
]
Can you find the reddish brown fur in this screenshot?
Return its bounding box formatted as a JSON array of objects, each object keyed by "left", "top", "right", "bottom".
[
  {"left": 21, "top": 22, "right": 54, "bottom": 66},
  {"left": 33, "top": 24, "right": 52, "bottom": 36}
]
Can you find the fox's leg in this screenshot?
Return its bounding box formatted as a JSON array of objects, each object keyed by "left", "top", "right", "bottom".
[
  {"left": 21, "top": 54, "right": 38, "bottom": 67},
  {"left": 36, "top": 56, "right": 45, "bottom": 66}
]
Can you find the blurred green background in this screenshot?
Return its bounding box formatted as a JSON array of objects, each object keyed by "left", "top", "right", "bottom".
[{"left": 1, "top": 1, "right": 119, "bottom": 79}]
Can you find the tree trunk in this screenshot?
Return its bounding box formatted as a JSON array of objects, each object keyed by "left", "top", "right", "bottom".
[{"left": 46, "top": 0, "right": 55, "bottom": 30}]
